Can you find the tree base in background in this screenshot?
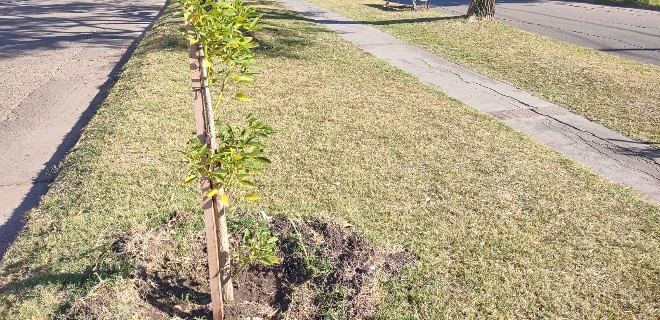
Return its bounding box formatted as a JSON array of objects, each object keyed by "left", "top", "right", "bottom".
[{"left": 467, "top": 0, "right": 495, "bottom": 21}]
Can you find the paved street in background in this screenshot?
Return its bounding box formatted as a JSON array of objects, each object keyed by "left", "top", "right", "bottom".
[
  {"left": 0, "top": 0, "right": 165, "bottom": 259},
  {"left": 432, "top": 0, "right": 660, "bottom": 65}
]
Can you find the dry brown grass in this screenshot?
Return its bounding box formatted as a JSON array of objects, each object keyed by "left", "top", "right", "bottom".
[
  {"left": 595, "top": 0, "right": 660, "bottom": 7},
  {"left": 305, "top": 0, "right": 660, "bottom": 148},
  {"left": 0, "top": 1, "right": 658, "bottom": 319}
]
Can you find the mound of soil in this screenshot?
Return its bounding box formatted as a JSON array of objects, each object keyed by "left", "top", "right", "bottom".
[
  {"left": 73, "top": 212, "right": 415, "bottom": 319},
  {"left": 226, "top": 218, "right": 395, "bottom": 319}
]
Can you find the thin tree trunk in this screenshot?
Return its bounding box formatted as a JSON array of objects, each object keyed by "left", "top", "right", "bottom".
[
  {"left": 187, "top": 33, "right": 225, "bottom": 320},
  {"left": 467, "top": 0, "right": 495, "bottom": 21},
  {"left": 198, "top": 47, "right": 235, "bottom": 302}
]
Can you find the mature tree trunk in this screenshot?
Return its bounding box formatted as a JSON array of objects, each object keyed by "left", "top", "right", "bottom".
[{"left": 467, "top": 0, "right": 495, "bottom": 21}]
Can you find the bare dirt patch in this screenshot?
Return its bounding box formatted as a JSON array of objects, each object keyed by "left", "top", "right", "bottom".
[
  {"left": 68, "top": 212, "right": 415, "bottom": 319},
  {"left": 225, "top": 217, "right": 415, "bottom": 319}
]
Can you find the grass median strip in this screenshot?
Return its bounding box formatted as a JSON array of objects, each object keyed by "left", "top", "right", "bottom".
[
  {"left": 303, "top": 0, "right": 660, "bottom": 148},
  {"left": 1, "top": 0, "right": 658, "bottom": 319},
  {"left": 595, "top": 0, "right": 660, "bottom": 8}
]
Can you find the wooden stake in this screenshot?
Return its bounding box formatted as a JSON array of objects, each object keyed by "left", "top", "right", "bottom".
[
  {"left": 187, "top": 29, "right": 225, "bottom": 320},
  {"left": 198, "top": 47, "right": 235, "bottom": 301}
]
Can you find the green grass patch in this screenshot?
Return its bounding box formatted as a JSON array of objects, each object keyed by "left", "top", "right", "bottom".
[
  {"left": 304, "top": 0, "right": 660, "bottom": 148},
  {"left": 594, "top": 0, "right": 660, "bottom": 8},
  {"left": 0, "top": 0, "right": 658, "bottom": 319}
]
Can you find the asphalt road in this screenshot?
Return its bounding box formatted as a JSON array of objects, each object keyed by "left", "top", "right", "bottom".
[
  {"left": 0, "top": 0, "right": 165, "bottom": 259},
  {"left": 431, "top": 0, "right": 660, "bottom": 65}
]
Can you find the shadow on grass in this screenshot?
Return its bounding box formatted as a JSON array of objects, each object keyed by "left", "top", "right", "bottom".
[
  {"left": 362, "top": 14, "right": 465, "bottom": 25},
  {"left": 0, "top": 245, "right": 131, "bottom": 317},
  {"left": 365, "top": 2, "right": 416, "bottom": 11},
  {"left": 0, "top": 270, "right": 90, "bottom": 318},
  {"left": 138, "top": 10, "right": 189, "bottom": 53},
  {"left": 257, "top": 1, "right": 464, "bottom": 28},
  {"left": 133, "top": 265, "right": 212, "bottom": 319},
  {"left": 365, "top": 2, "right": 445, "bottom": 12},
  {"left": 252, "top": 2, "right": 333, "bottom": 59}
]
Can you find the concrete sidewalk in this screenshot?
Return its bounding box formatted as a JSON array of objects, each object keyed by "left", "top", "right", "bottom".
[
  {"left": 0, "top": 0, "right": 166, "bottom": 259},
  {"left": 277, "top": 0, "right": 660, "bottom": 202}
]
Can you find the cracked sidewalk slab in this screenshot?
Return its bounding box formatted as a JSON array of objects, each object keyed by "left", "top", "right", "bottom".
[{"left": 277, "top": 0, "right": 660, "bottom": 203}]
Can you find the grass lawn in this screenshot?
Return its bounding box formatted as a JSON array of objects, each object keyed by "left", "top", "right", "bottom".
[
  {"left": 1, "top": 0, "right": 658, "bottom": 319},
  {"left": 594, "top": 0, "right": 660, "bottom": 8},
  {"left": 303, "top": 0, "right": 660, "bottom": 149}
]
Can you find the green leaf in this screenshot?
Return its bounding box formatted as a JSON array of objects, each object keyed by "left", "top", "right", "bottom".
[
  {"left": 249, "top": 17, "right": 260, "bottom": 28},
  {"left": 233, "top": 74, "right": 253, "bottom": 86},
  {"left": 239, "top": 180, "right": 255, "bottom": 188},
  {"left": 199, "top": 143, "right": 209, "bottom": 154},
  {"left": 244, "top": 193, "right": 260, "bottom": 201},
  {"left": 212, "top": 168, "right": 229, "bottom": 176},
  {"left": 254, "top": 156, "right": 271, "bottom": 164},
  {"left": 258, "top": 255, "right": 280, "bottom": 265},
  {"left": 183, "top": 175, "right": 196, "bottom": 185},
  {"left": 245, "top": 145, "right": 258, "bottom": 154},
  {"left": 235, "top": 92, "right": 252, "bottom": 102}
]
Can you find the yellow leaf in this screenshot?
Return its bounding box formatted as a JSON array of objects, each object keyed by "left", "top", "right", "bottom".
[
  {"left": 182, "top": 175, "right": 196, "bottom": 185},
  {"left": 235, "top": 92, "right": 252, "bottom": 102},
  {"left": 244, "top": 193, "right": 260, "bottom": 201},
  {"left": 207, "top": 189, "right": 219, "bottom": 197},
  {"left": 220, "top": 193, "right": 229, "bottom": 206}
]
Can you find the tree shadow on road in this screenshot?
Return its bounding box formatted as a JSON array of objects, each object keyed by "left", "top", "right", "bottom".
[
  {"left": 0, "top": 0, "right": 163, "bottom": 59},
  {"left": 0, "top": 0, "right": 168, "bottom": 261}
]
